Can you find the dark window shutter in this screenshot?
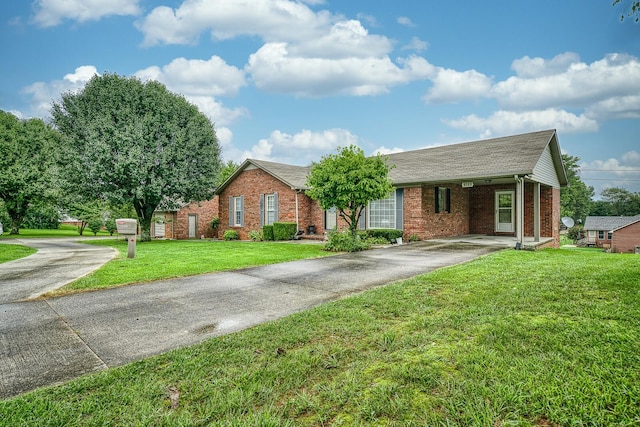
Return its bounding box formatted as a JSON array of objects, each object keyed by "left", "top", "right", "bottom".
[
  {"left": 358, "top": 208, "right": 366, "bottom": 230},
  {"left": 274, "top": 192, "right": 279, "bottom": 222},
  {"left": 446, "top": 188, "right": 451, "bottom": 213},
  {"left": 239, "top": 196, "right": 244, "bottom": 226},
  {"left": 395, "top": 188, "right": 404, "bottom": 230},
  {"left": 434, "top": 187, "right": 440, "bottom": 213},
  {"left": 259, "top": 194, "right": 264, "bottom": 227},
  {"left": 229, "top": 196, "right": 233, "bottom": 226}
]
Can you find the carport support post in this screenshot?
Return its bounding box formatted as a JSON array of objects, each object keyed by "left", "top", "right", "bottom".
[
  {"left": 516, "top": 175, "right": 524, "bottom": 246},
  {"left": 127, "top": 235, "right": 136, "bottom": 258}
]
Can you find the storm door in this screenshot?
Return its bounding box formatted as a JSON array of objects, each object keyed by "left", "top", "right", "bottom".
[{"left": 495, "top": 191, "right": 515, "bottom": 233}]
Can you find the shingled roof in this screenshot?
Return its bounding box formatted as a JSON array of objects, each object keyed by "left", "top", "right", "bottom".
[
  {"left": 584, "top": 215, "right": 640, "bottom": 231},
  {"left": 386, "top": 129, "right": 566, "bottom": 186},
  {"left": 215, "top": 129, "right": 567, "bottom": 193}
]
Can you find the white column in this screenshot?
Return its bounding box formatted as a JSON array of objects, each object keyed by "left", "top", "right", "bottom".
[
  {"left": 516, "top": 177, "right": 524, "bottom": 245},
  {"left": 534, "top": 182, "right": 540, "bottom": 242}
]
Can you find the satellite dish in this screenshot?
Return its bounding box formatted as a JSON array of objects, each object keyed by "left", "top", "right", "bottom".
[{"left": 562, "top": 217, "right": 575, "bottom": 228}]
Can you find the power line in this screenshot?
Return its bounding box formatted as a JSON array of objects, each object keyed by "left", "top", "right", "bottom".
[{"left": 579, "top": 169, "right": 640, "bottom": 172}]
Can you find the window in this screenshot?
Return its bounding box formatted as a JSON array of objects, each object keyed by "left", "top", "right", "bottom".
[
  {"left": 260, "top": 193, "right": 278, "bottom": 227},
  {"left": 265, "top": 194, "right": 276, "bottom": 225},
  {"left": 369, "top": 191, "right": 396, "bottom": 229},
  {"left": 598, "top": 230, "right": 605, "bottom": 239},
  {"left": 435, "top": 187, "right": 451, "bottom": 213},
  {"left": 229, "top": 196, "right": 244, "bottom": 227},
  {"left": 608, "top": 232, "right": 612, "bottom": 240}
]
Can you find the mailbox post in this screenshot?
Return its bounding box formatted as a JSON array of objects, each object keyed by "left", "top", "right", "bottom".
[{"left": 116, "top": 218, "right": 138, "bottom": 258}]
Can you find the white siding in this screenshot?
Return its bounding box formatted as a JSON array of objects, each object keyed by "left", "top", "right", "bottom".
[{"left": 532, "top": 145, "right": 561, "bottom": 188}]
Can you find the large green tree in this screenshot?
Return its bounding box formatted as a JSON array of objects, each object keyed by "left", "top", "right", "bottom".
[
  {"left": 52, "top": 73, "right": 222, "bottom": 241},
  {"left": 600, "top": 187, "right": 640, "bottom": 215},
  {"left": 560, "top": 154, "right": 594, "bottom": 223},
  {"left": 0, "top": 110, "right": 60, "bottom": 234},
  {"left": 306, "top": 145, "right": 394, "bottom": 236}
]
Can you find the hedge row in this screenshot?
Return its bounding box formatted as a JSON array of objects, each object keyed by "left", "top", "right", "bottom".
[
  {"left": 263, "top": 222, "right": 298, "bottom": 241},
  {"left": 366, "top": 229, "right": 404, "bottom": 242}
]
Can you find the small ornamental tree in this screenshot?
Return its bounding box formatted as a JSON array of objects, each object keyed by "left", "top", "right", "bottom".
[{"left": 306, "top": 145, "right": 394, "bottom": 237}]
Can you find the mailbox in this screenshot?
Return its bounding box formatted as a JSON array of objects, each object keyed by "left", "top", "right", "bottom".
[{"left": 116, "top": 218, "right": 138, "bottom": 235}]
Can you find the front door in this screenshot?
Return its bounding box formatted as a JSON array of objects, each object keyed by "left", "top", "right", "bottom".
[
  {"left": 325, "top": 207, "right": 337, "bottom": 231},
  {"left": 188, "top": 214, "right": 197, "bottom": 238},
  {"left": 495, "top": 191, "right": 514, "bottom": 233}
]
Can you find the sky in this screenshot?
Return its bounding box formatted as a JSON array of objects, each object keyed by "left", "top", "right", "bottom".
[{"left": 1, "top": 0, "right": 639, "bottom": 198}]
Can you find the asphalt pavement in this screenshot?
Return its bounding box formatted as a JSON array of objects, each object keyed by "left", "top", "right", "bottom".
[{"left": 0, "top": 239, "right": 502, "bottom": 399}]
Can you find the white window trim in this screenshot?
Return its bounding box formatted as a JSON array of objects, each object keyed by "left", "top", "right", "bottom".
[{"left": 367, "top": 190, "right": 396, "bottom": 229}]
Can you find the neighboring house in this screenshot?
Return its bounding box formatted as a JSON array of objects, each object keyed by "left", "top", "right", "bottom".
[
  {"left": 583, "top": 215, "right": 640, "bottom": 253},
  {"left": 215, "top": 129, "right": 568, "bottom": 248},
  {"left": 153, "top": 197, "right": 219, "bottom": 239}
]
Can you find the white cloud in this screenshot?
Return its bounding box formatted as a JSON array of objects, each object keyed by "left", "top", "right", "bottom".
[
  {"left": 510, "top": 52, "right": 581, "bottom": 78},
  {"left": 136, "top": 0, "right": 333, "bottom": 46},
  {"left": 246, "top": 43, "right": 430, "bottom": 97},
  {"left": 372, "top": 146, "right": 405, "bottom": 155},
  {"left": 580, "top": 153, "right": 640, "bottom": 195},
  {"left": 240, "top": 128, "right": 359, "bottom": 164},
  {"left": 423, "top": 67, "right": 493, "bottom": 103},
  {"left": 444, "top": 109, "right": 599, "bottom": 137},
  {"left": 401, "top": 36, "right": 428, "bottom": 52},
  {"left": 183, "top": 96, "right": 248, "bottom": 128},
  {"left": 397, "top": 16, "right": 415, "bottom": 27},
  {"left": 22, "top": 65, "right": 98, "bottom": 118},
  {"left": 32, "top": 0, "right": 141, "bottom": 27},
  {"left": 492, "top": 53, "right": 640, "bottom": 112},
  {"left": 134, "top": 56, "right": 247, "bottom": 97}
]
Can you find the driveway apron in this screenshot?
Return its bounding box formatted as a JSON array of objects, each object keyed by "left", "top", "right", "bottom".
[{"left": 0, "top": 241, "right": 502, "bottom": 399}]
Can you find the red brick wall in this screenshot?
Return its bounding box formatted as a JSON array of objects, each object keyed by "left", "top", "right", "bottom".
[
  {"left": 469, "top": 184, "right": 515, "bottom": 235},
  {"left": 612, "top": 221, "right": 640, "bottom": 253},
  {"left": 172, "top": 197, "right": 219, "bottom": 239},
  {"left": 469, "top": 183, "right": 559, "bottom": 246},
  {"left": 402, "top": 185, "right": 469, "bottom": 240},
  {"left": 218, "top": 168, "right": 314, "bottom": 240}
]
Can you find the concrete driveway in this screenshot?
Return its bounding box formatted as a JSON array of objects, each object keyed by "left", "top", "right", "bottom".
[
  {"left": 0, "top": 240, "right": 503, "bottom": 399},
  {"left": 0, "top": 238, "right": 117, "bottom": 302}
]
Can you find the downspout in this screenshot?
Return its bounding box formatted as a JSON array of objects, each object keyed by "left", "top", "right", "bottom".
[
  {"left": 515, "top": 175, "right": 524, "bottom": 249},
  {"left": 295, "top": 190, "right": 299, "bottom": 231}
]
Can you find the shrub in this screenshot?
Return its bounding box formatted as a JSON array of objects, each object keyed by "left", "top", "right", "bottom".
[
  {"left": 366, "top": 229, "right": 404, "bottom": 243},
  {"left": 324, "top": 230, "right": 370, "bottom": 252},
  {"left": 210, "top": 216, "right": 220, "bottom": 230},
  {"left": 409, "top": 234, "right": 420, "bottom": 242},
  {"left": 567, "top": 225, "right": 583, "bottom": 241},
  {"left": 105, "top": 218, "right": 117, "bottom": 236},
  {"left": 87, "top": 217, "right": 104, "bottom": 236},
  {"left": 263, "top": 225, "right": 274, "bottom": 241},
  {"left": 273, "top": 222, "right": 297, "bottom": 241},
  {"left": 248, "top": 230, "right": 264, "bottom": 241},
  {"left": 223, "top": 229, "right": 239, "bottom": 241}
]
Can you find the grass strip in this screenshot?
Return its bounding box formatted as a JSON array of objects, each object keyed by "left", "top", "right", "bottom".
[
  {"left": 2, "top": 248, "right": 639, "bottom": 426},
  {"left": 0, "top": 243, "right": 37, "bottom": 264},
  {"left": 48, "top": 239, "right": 333, "bottom": 295}
]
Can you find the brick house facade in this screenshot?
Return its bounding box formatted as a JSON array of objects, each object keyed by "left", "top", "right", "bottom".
[
  {"left": 584, "top": 215, "right": 640, "bottom": 253},
  {"left": 215, "top": 130, "right": 567, "bottom": 247},
  {"left": 612, "top": 219, "right": 640, "bottom": 253},
  {"left": 153, "top": 197, "right": 219, "bottom": 239}
]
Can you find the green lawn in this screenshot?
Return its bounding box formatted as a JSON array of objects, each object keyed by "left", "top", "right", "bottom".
[
  {"left": 2, "top": 248, "right": 639, "bottom": 426},
  {"left": 0, "top": 225, "right": 111, "bottom": 239},
  {"left": 48, "top": 239, "right": 334, "bottom": 295},
  {"left": 0, "top": 243, "right": 37, "bottom": 263}
]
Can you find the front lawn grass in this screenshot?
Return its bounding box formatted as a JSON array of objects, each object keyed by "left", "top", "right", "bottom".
[
  {"left": 0, "top": 225, "right": 110, "bottom": 239},
  {"left": 47, "top": 239, "right": 333, "bottom": 295},
  {"left": 0, "top": 243, "right": 37, "bottom": 264},
  {"left": 3, "top": 248, "right": 640, "bottom": 425}
]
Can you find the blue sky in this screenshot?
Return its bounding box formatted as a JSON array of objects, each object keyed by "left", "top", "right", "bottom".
[{"left": 2, "top": 0, "right": 639, "bottom": 197}]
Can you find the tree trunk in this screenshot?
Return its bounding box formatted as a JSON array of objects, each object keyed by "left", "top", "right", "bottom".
[
  {"left": 5, "top": 200, "right": 28, "bottom": 235},
  {"left": 133, "top": 200, "right": 156, "bottom": 242}
]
